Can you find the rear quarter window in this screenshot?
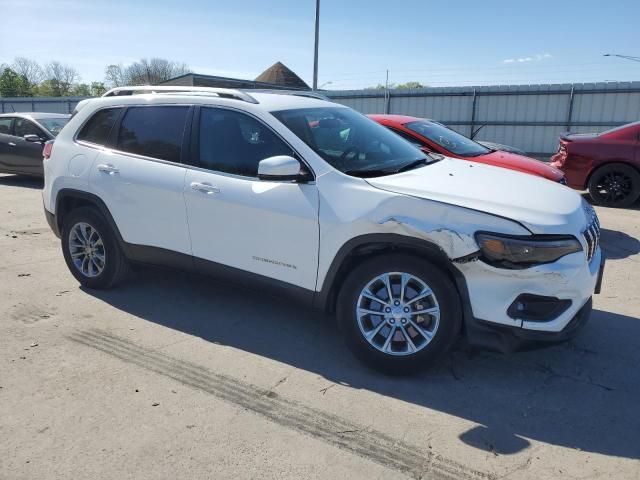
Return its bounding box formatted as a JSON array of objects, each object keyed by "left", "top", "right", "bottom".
[{"left": 77, "top": 108, "right": 122, "bottom": 146}]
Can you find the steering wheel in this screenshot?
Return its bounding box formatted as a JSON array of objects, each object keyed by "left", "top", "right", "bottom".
[{"left": 336, "top": 146, "right": 360, "bottom": 170}]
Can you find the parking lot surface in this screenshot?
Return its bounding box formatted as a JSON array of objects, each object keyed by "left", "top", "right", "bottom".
[{"left": 1, "top": 173, "right": 639, "bottom": 480}]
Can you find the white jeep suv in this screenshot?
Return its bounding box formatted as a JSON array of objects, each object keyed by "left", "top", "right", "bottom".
[{"left": 43, "top": 86, "right": 604, "bottom": 372}]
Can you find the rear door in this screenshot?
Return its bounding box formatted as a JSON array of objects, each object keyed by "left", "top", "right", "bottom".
[
  {"left": 88, "top": 105, "right": 193, "bottom": 256},
  {"left": 0, "top": 117, "right": 16, "bottom": 172}
]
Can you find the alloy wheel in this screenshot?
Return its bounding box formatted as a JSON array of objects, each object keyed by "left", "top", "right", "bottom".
[
  {"left": 593, "top": 171, "right": 633, "bottom": 204},
  {"left": 68, "top": 222, "right": 106, "bottom": 278},
  {"left": 356, "top": 272, "right": 440, "bottom": 356}
]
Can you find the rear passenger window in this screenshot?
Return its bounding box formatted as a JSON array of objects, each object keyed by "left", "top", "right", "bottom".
[
  {"left": 117, "top": 106, "right": 188, "bottom": 163},
  {"left": 77, "top": 108, "right": 121, "bottom": 146},
  {"left": 198, "top": 108, "right": 294, "bottom": 177}
]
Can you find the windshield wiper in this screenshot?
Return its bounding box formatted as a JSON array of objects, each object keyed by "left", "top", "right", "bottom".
[
  {"left": 395, "top": 158, "right": 429, "bottom": 173},
  {"left": 343, "top": 168, "right": 395, "bottom": 178},
  {"left": 395, "top": 153, "right": 444, "bottom": 173}
]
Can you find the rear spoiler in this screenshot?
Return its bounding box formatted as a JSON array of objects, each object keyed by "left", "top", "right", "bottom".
[
  {"left": 559, "top": 131, "right": 573, "bottom": 142},
  {"left": 71, "top": 98, "right": 93, "bottom": 117}
]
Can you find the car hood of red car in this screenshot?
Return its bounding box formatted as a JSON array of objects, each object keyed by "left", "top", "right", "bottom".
[{"left": 470, "top": 150, "right": 564, "bottom": 181}]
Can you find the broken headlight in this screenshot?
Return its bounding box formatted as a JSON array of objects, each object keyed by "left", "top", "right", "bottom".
[{"left": 475, "top": 232, "right": 582, "bottom": 269}]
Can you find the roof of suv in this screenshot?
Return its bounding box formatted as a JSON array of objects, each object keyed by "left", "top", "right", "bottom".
[{"left": 96, "top": 86, "right": 338, "bottom": 112}]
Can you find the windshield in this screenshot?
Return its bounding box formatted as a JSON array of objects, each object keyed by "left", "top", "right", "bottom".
[
  {"left": 272, "top": 107, "right": 428, "bottom": 176},
  {"left": 38, "top": 117, "right": 69, "bottom": 137},
  {"left": 405, "top": 120, "right": 490, "bottom": 157}
]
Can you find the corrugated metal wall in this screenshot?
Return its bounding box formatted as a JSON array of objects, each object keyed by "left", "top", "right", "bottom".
[
  {"left": 326, "top": 82, "right": 640, "bottom": 155},
  {"left": 2, "top": 81, "right": 639, "bottom": 155},
  {"left": 0, "top": 97, "right": 85, "bottom": 115}
]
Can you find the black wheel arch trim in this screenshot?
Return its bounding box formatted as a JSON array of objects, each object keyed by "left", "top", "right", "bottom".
[
  {"left": 314, "top": 233, "right": 474, "bottom": 327},
  {"left": 54, "top": 188, "right": 127, "bottom": 248}
]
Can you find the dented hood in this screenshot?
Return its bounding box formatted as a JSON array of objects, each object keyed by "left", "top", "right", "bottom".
[{"left": 366, "top": 158, "right": 588, "bottom": 234}]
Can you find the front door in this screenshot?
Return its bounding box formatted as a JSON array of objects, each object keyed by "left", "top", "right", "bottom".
[
  {"left": 11, "top": 118, "right": 48, "bottom": 175},
  {"left": 184, "top": 107, "right": 319, "bottom": 291}
]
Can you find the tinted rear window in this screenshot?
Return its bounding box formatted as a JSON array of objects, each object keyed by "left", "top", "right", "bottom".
[
  {"left": 77, "top": 108, "right": 121, "bottom": 145},
  {"left": 117, "top": 106, "right": 189, "bottom": 163}
]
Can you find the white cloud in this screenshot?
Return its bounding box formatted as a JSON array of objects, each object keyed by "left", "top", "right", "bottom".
[{"left": 503, "top": 53, "right": 552, "bottom": 64}]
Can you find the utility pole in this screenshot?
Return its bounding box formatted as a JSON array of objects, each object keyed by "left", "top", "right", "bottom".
[
  {"left": 313, "top": 0, "right": 320, "bottom": 90},
  {"left": 384, "top": 70, "right": 390, "bottom": 114}
]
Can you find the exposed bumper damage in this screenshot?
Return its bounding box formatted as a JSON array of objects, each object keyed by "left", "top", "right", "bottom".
[
  {"left": 465, "top": 297, "right": 593, "bottom": 353},
  {"left": 456, "top": 248, "right": 602, "bottom": 351}
]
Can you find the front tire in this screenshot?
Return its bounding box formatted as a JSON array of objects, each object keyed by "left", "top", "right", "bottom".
[
  {"left": 587, "top": 163, "right": 640, "bottom": 208},
  {"left": 61, "top": 207, "right": 129, "bottom": 289},
  {"left": 337, "top": 254, "right": 461, "bottom": 374}
]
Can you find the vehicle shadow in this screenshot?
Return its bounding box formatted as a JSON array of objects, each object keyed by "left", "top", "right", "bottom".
[
  {"left": 0, "top": 174, "right": 43, "bottom": 190},
  {"left": 83, "top": 268, "right": 640, "bottom": 461},
  {"left": 599, "top": 228, "right": 640, "bottom": 259}
]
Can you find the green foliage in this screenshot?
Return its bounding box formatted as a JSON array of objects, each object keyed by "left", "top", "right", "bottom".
[
  {"left": 2, "top": 57, "right": 188, "bottom": 97},
  {"left": 364, "top": 81, "right": 427, "bottom": 91},
  {"left": 0, "top": 68, "right": 31, "bottom": 97},
  {"left": 90, "top": 82, "right": 107, "bottom": 96},
  {"left": 395, "top": 81, "right": 426, "bottom": 90}
]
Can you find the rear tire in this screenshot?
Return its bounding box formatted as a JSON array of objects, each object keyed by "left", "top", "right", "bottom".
[
  {"left": 337, "top": 254, "right": 461, "bottom": 374},
  {"left": 61, "top": 206, "right": 129, "bottom": 289},
  {"left": 587, "top": 163, "right": 640, "bottom": 208}
]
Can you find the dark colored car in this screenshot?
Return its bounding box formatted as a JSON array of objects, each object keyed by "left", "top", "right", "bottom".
[
  {"left": 369, "top": 114, "right": 565, "bottom": 183},
  {"left": 0, "top": 113, "right": 70, "bottom": 177},
  {"left": 550, "top": 121, "right": 640, "bottom": 207}
]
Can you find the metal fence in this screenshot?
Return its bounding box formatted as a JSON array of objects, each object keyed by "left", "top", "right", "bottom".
[
  {"left": 3, "top": 81, "right": 640, "bottom": 156},
  {"left": 326, "top": 82, "right": 640, "bottom": 156},
  {"left": 0, "top": 96, "right": 88, "bottom": 115}
]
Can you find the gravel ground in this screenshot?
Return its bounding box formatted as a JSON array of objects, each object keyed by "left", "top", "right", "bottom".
[{"left": 1, "top": 174, "right": 639, "bottom": 480}]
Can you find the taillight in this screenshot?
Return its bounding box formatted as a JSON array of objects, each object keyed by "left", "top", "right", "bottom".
[{"left": 43, "top": 140, "right": 54, "bottom": 159}]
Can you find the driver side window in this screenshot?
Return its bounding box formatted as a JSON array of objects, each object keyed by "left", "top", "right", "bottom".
[
  {"left": 14, "top": 118, "right": 45, "bottom": 138},
  {"left": 198, "top": 108, "right": 295, "bottom": 177}
]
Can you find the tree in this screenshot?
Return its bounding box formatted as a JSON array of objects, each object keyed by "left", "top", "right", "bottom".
[
  {"left": 105, "top": 58, "right": 190, "bottom": 87},
  {"left": 42, "top": 61, "right": 80, "bottom": 96},
  {"left": 364, "top": 81, "right": 427, "bottom": 90},
  {"left": 12, "top": 57, "right": 43, "bottom": 88},
  {"left": 0, "top": 67, "right": 31, "bottom": 97},
  {"left": 395, "top": 81, "right": 426, "bottom": 90},
  {"left": 70, "top": 83, "right": 91, "bottom": 96},
  {"left": 105, "top": 64, "right": 125, "bottom": 87},
  {"left": 90, "top": 81, "right": 107, "bottom": 96}
]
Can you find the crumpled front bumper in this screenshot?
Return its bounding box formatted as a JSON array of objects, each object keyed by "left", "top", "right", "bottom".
[
  {"left": 455, "top": 247, "right": 602, "bottom": 352},
  {"left": 464, "top": 297, "right": 593, "bottom": 353}
]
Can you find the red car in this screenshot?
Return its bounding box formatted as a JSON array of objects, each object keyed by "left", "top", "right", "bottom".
[
  {"left": 369, "top": 114, "right": 565, "bottom": 183},
  {"left": 550, "top": 121, "right": 640, "bottom": 207}
]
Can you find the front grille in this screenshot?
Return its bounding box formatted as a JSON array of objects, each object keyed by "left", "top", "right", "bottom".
[{"left": 582, "top": 213, "right": 600, "bottom": 262}]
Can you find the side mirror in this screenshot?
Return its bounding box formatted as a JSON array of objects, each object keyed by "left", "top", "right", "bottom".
[
  {"left": 24, "top": 134, "right": 45, "bottom": 144},
  {"left": 257, "top": 155, "right": 312, "bottom": 182}
]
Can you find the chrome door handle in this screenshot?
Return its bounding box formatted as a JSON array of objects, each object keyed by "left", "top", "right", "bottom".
[
  {"left": 190, "top": 182, "right": 220, "bottom": 194},
  {"left": 97, "top": 164, "right": 119, "bottom": 175},
  {"left": 8, "top": 142, "right": 16, "bottom": 147}
]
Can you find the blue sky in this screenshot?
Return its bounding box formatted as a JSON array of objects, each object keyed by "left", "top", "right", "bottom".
[{"left": 1, "top": 0, "right": 639, "bottom": 89}]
